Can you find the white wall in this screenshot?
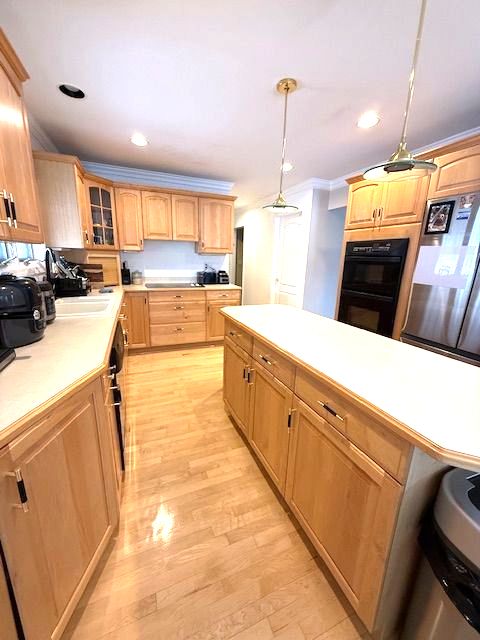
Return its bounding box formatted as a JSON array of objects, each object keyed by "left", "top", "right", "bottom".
[
  {"left": 303, "top": 195, "right": 346, "bottom": 318},
  {"left": 234, "top": 208, "right": 275, "bottom": 304},
  {"left": 120, "top": 240, "right": 229, "bottom": 281}
]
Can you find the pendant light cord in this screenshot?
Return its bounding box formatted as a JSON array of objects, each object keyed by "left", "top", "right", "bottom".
[
  {"left": 278, "top": 87, "right": 289, "bottom": 195},
  {"left": 399, "top": 0, "right": 428, "bottom": 147}
]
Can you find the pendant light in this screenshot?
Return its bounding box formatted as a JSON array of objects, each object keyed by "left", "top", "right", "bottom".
[
  {"left": 363, "top": 0, "right": 437, "bottom": 180},
  {"left": 263, "top": 78, "right": 299, "bottom": 213}
]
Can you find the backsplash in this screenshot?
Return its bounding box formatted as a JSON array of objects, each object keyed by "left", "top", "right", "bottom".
[{"left": 120, "top": 240, "right": 230, "bottom": 281}]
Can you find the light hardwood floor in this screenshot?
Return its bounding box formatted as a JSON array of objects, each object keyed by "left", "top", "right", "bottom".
[{"left": 63, "top": 346, "right": 368, "bottom": 640}]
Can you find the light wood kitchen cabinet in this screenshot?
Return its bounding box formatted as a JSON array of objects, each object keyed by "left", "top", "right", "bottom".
[
  {"left": 223, "top": 337, "right": 252, "bottom": 437},
  {"left": 198, "top": 198, "right": 234, "bottom": 253},
  {"left": 34, "top": 152, "right": 92, "bottom": 248},
  {"left": 115, "top": 188, "right": 144, "bottom": 251},
  {"left": 428, "top": 143, "right": 480, "bottom": 198},
  {"left": 346, "top": 176, "right": 428, "bottom": 230},
  {"left": 142, "top": 191, "right": 172, "bottom": 239},
  {"left": 0, "top": 30, "right": 43, "bottom": 244},
  {"left": 249, "top": 364, "right": 293, "bottom": 493},
  {"left": 125, "top": 292, "right": 150, "bottom": 349},
  {"left": 172, "top": 194, "right": 198, "bottom": 241},
  {"left": 0, "top": 379, "right": 118, "bottom": 640},
  {"left": 85, "top": 177, "right": 118, "bottom": 249},
  {"left": 345, "top": 181, "right": 383, "bottom": 230},
  {"left": 206, "top": 292, "right": 241, "bottom": 341},
  {"left": 379, "top": 174, "right": 429, "bottom": 226},
  {"left": 285, "top": 398, "right": 402, "bottom": 629}
]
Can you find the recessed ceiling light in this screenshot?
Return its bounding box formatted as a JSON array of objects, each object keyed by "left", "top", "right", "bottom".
[
  {"left": 357, "top": 110, "right": 380, "bottom": 129},
  {"left": 282, "top": 161, "right": 294, "bottom": 173},
  {"left": 130, "top": 132, "right": 149, "bottom": 147},
  {"left": 58, "top": 84, "right": 85, "bottom": 99}
]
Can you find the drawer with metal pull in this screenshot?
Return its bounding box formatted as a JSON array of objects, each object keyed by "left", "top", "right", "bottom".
[
  {"left": 149, "top": 290, "right": 205, "bottom": 302},
  {"left": 224, "top": 319, "right": 253, "bottom": 354},
  {"left": 150, "top": 322, "right": 206, "bottom": 346},
  {"left": 295, "top": 368, "right": 411, "bottom": 482},
  {"left": 253, "top": 338, "right": 295, "bottom": 388},
  {"left": 149, "top": 301, "right": 206, "bottom": 324},
  {"left": 206, "top": 289, "right": 241, "bottom": 302}
]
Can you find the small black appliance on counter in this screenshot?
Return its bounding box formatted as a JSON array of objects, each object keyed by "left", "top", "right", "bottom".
[
  {"left": 121, "top": 262, "right": 131, "bottom": 285},
  {"left": 0, "top": 275, "right": 46, "bottom": 347},
  {"left": 197, "top": 265, "right": 217, "bottom": 285},
  {"left": 45, "top": 248, "right": 91, "bottom": 298},
  {"left": 217, "top": 270, "right": 229, "bottom": 284},
  {"left": 38, "top": 281, "right": 56, "bottom": 323}
]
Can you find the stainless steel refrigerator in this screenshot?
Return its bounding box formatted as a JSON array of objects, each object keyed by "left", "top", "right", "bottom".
[{"left": 402, "top": 191, "right": 480, "bottom": 365}]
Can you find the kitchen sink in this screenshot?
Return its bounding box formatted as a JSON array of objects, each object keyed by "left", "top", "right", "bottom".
[{"left": 55, "top": 296, "right": 116, "bottom": 317}]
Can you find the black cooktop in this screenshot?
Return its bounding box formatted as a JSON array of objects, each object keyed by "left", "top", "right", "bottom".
[{"left": 145, "top": 283, "right": 205, "bottom": 289}]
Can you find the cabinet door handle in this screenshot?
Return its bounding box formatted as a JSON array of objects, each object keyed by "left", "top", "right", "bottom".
[
  {"left": 107, "top": 401, "right": 121, "bottom": 407},
  {"left": 5, "top": 469, "right": 29, "bottom": 513},
  {"left": 247, "top": 368, "right": 254, "bottom": 384},
  {"left": 174, "top": 295, "right": 184, "bottom": 299},
  {"left": 174, "top": 305, "right": 184, "bottom": 310},
  {"left": 287, "top": 408, "right": 296, "bottom": 429},
  {"left": 378, "top": 207, "right": 383, "bottom": 220},
  {"left": 1, "top": 190, "right": 12, "bottom": 226},
  {"left": 316, "top": 400, "right": 345, "bottom": 422},
  {"left": 243, "top": 366, "right": 248, "bottom": 380},
  {"left": 259, "top": 354, "right": 275, "bottom": 366},
  {"left": 119, "top": 314, "right": 127, "bottom": 320},
  {"left": 84, "top": 229, "right": 90, "bottom": 244},
  {"left": 123, "top": 330, "right": 128, "bottom": 346},
  {"left": 372, "top": 208, "right": 377, "bottom": 221},
  {"left": 220, "top": 294, "right": 228, "bottom": 297},
  {"left": 9, "top": 194, "right": 17, "bottom": 228},
  {"left": 175, "top": 327, "right": 184, "bottom": 332},
  {"left": 229, "top": 330, "right": 238, "bottom": 337}
]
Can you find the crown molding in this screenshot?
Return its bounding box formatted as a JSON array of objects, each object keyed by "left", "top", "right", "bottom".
[{"left": 81, "top": 161, "right": 234, "bottom": 195}]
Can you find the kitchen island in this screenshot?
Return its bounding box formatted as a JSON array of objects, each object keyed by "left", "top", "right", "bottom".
[{"left": 220, "top": 303, "right": 480, "bottom": 640}]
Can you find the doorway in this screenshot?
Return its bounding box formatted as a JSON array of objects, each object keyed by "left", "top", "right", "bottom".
[{"left": 272, "top": 213, "right": 304, "bottom": 306}]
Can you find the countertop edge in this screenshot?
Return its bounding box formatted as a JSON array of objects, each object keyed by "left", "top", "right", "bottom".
[
  {"left": 0, "top": 293, "right": 124, "bottom": 449},
  {"left": 220, "top": 308, "right": 480, "bottom": 471}
]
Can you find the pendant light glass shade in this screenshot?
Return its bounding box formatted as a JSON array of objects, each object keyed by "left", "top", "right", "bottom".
[
  {"left": 363, "top": 0, "right": 437, "bottom": 181},
  {"left": 263, "top": 78, "right": 298, "bottom": 214}
]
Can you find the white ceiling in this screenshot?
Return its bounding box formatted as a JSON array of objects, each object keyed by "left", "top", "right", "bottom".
[{"left": 3, "top": 0, "right": 480, "bottom": 207}]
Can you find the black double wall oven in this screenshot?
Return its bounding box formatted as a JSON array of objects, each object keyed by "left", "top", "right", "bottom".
[{"left": 338, "top": 238, "right": 409, "bottom": 338}]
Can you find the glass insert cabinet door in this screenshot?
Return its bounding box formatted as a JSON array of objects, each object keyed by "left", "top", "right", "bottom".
[{"left": 86, "top": 180, "right": 117, "bottom": 248}]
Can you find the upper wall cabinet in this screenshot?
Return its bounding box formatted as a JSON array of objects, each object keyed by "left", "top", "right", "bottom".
[
  {"left": 0, "top": 30, "right": 43, "bottom": 244},
  {"left": 115, "top": 188, "right": 143, "bottom": 251},
  {"left": 34, "top": 153, "right": 90, "bottom": 249},
  {"left": 85, "top": 177, "right": 118, "bottom": 250},
  {"left": 345, "top": 175, "right": 429, "bottom": 231},
  {"left": 172, "top": 194, "right": 198, "bottom": 241},
  {"left": 345, "top": 181, "right": 383, "bottom": 230},
  {"left": 428, "top": 144, "right": 480, "bottom": 199},
  {"left": 198, "top": 197, "right": 234, "bottom": 253},
  {"left": 142, "top": 191, "right": 172, "bottom": 240}
]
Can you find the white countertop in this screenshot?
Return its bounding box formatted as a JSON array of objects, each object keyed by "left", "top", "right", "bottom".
[
  {"left": 0, "top": 288, "right": 123, "bottom": 446},
  {"left": 223, "top": 304, "right": 480, "bottom": 470},
  {"left": 123, "top": 283, "right": 241, "bottom": 292}
]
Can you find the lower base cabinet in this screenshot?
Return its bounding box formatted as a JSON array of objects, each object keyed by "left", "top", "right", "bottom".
[
  {"left": 249, "top": 365, "right": 292, "bottom": 493},
  {"left": 223, "top": 337, "right": 252, "bottom": 436},
  {"left": 223, "top": 326, "right": 405, "bottom": 634},
  {"left": 285, "top": 399, "right": 402, "bottom": 628},
  {"left": 206, "top": 300, "right": 240, "bottom": 340},
  {"left": 125, "top": 292, "right": 150, "bottom": 349},
  {"left": 0, "top": 378, "right": 119, "bottom": 640}
]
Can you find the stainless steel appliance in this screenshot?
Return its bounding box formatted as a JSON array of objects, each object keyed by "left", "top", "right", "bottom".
[
  {"left": 38, "top": 281, "right": 56, "bottom": 323},
  {"left": 0, "top": 275, "right": 46, "bottom": 347},
  {"left": 402, "top": 468, "right": 480, "bottom": 639},
  {"left": 109, "top": 322, "right": 126, "bottom": 470},
  {"left": 402, "top": 192, "right": 480, "bottom": 364},
  {"left": 338, "top": 238, "right": 409, "bottom": 337},
  {"left": 217, "top": 270, "right": 229, "bottom": 284}
]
